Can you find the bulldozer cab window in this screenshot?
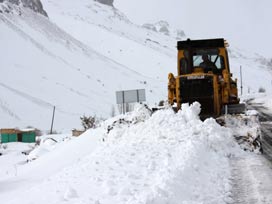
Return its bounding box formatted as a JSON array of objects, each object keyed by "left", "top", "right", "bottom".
[{"left": 192, "top": 49, "right": 225, "bottom": 74}]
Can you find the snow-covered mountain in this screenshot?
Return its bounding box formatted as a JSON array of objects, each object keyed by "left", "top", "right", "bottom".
[
  {"left": 0, "top": 0, "right": 175, "bottom": 131},
  {"left": 0, "top": 0, "right": 47, "bottom": 16},
  {"left": 1, "top": 0, "right": 272, "bottom": 131}
]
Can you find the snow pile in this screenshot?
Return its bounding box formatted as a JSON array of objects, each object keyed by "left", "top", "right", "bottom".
[
  {"left": 27, "top": 134, "right": 73, "bottom": 161},
  {"left": 222, "top": 112, "right": 262, "bottom": 152},
  {"left": 27, "top": 138, "right": 56, "bottom": 161},
  {"left": 106, "top": 104, "right": 152, "bottom": 127},
  {"left": 7, "top": 103, "right": 242, "bottom": 204}
]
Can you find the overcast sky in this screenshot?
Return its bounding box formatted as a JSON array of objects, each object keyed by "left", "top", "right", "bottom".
[{"left": 114, "top": 0, "right": 272, "bottom": 58}]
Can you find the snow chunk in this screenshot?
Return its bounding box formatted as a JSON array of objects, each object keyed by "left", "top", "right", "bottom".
[
  {"left": 246, "top": 109, "right": 259, "bottom": 116},
  {"left": 63, "top": 187, "right": 78, "bottom": 200},
  {"left": 178, "top": 102, "right": 201, "bottom": 121}
]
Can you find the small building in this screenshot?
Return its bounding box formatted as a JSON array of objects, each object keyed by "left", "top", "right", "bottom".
[{"left": 0, "top": 128, "right": 36, "bottom": 143}]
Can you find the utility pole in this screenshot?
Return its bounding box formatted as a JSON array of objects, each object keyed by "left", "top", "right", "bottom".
[
  {"left": 50, "top": 106, "right": 55, "bottom": 134},
  {"left": 240, "top": 66, "right": 243, "bottom": 95},
  {"left": 122, "top": 91, "right": 125, "bottom": 114}
]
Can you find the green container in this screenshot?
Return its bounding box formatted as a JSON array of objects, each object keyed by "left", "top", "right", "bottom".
[
  {"left": 0, "top": 133, "right": 17, "bottom": 143},
  {"left": 22, "top": 133, "right": 28, "bottom": 142},
  {"left": 9, "top": 134, "right": 18, "bottom": 142},
  {"left": 0, "top": 132, "right": 35, "bottom": 143},
  {"left": 22, "top": 132, "right": 36, "bottom": 143},
  {"left": 0, "top": 134, "right": 9, "bottom": 143}
]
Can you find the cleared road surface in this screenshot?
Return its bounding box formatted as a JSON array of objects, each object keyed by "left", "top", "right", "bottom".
[{"left": 230, "top": 101, "right": 272, "bottom": 204}]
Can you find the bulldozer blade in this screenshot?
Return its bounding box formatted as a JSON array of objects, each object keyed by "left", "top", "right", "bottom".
[{"left": 222, "top": 103, "right": 246, "bottom": 115}]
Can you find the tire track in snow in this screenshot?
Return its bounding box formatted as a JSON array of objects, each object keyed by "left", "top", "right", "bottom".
[{"left": 230, "top": 155, "right": 272, "bottom": 204}]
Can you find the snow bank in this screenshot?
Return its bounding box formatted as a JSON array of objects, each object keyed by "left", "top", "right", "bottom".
[
  {"left": 27, "top": 134, "right": 71, "bottom": 161},
  {"left": 223, "top": 113, "right": 262, "bottom": 152},
  {"left": 6, "top": 103, "right": 242, "bottom": 204},
  {"left": 27, "top": 138, "right": 57, "bottom": 161}
]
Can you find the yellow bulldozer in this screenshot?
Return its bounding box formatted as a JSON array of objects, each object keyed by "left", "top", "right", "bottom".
[{"left": 168, "top": 38, "right": 245, "bottom": 118}]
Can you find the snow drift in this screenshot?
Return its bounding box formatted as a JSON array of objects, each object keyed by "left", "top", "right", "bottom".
[{"left": 1, "top": 103, "right": 243, "bottom": 204}]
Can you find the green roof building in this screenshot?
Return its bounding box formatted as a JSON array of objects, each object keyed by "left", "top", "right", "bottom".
[{"left": 0, "top": 129, "right": 36, "bottom": 143}]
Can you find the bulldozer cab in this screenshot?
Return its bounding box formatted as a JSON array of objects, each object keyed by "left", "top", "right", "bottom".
[{"left": 178, "top": 39, "right": 229, "bottom": 76}]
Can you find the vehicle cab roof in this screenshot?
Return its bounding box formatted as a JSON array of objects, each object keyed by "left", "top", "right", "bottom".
[{"left": 177, "top": 38, "right": 225, "bottom": 50}]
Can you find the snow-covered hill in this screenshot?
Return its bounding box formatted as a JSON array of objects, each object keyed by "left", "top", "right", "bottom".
[
  {"left": 0, "top": 0, "right": 176, "bottom": 131},
  {"left": 1, "top": 0, "right": 272, "bottom": 132}
]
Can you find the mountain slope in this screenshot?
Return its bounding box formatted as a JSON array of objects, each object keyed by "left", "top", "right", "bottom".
[
  {"left": 0, "top": 1, "right": 169, "bottom": 131},
  {"left": 42, "top": 0, "right": 178, "bottom": 79},
  {"left": 1, "top": 0, "right": 272, "bottom": 131}
]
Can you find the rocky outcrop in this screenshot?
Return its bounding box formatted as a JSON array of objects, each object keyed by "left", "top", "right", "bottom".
[
  {"left": 95, "top": 0, "right": 114, "bottom": 7},
  {"left": 257, "top": 57, "right": 272, "bottom": 69},
  {"left": 142, "top": 20, "right": 186, "bottom": 40},
  {"left": 142, "top": 23, "right": 157, "bottom": 32},
  {"left": 175, "top": 29, "right": 186, "bottom": 40},
  {"left": 0, "top": 0, "right": 48, "bottom": 16}
]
